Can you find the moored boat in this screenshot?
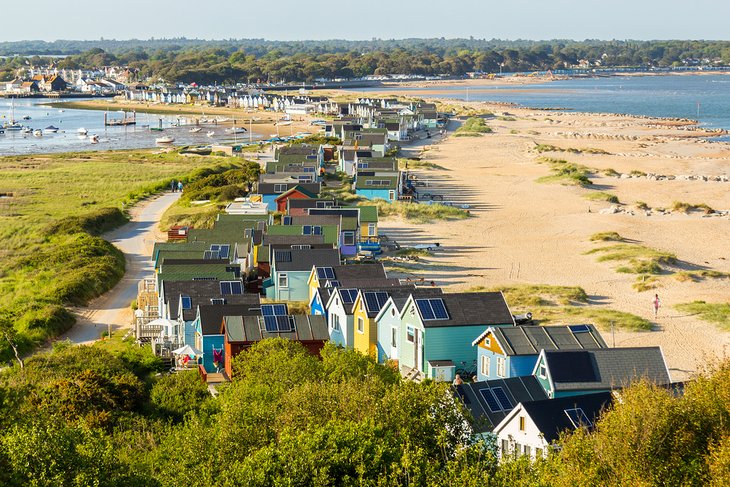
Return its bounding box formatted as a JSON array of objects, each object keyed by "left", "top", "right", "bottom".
[
  {"left": 155, "top": 136, "right": 175, "bottom": 144},
  {"left": 77, "top": 127, "right": 88, "bottom": 135},
  {"left": 44, "top": 125, "right": 59, "bottom": 133},
  {"left": 33, "top": 129, "right": 42, "bottom": 137},
  {"left": 189, "top": 127, "right": 202, "bottom": 133}
]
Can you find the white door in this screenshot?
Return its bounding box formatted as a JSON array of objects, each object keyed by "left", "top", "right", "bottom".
[{"left": 414, "top": 330, "right": 423, "bottom": 372}]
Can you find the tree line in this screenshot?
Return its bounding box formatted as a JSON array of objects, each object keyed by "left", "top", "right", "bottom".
[
  {"left": 3, "top": 39, "right": 730, "bottom": 84},
  {"left": 0, "top": 338, "right": 728, "bottom": 486}
]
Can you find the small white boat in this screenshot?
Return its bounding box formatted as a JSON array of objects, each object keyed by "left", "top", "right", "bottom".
[
  {"left": 206, "top": 131, "right": 215, "bottom": 137},
  {"left": 45, "top": 125, "right": 59, "bottom": 133},
  {"left": 275, "top": 120, "right": 292, "bottom": 126},
  {"left": 58, "top": 109, "right": 65, "bottom": 113},
  {"left": 189, "top": 127, "right": 202, "bottom": 133},
  {"left": 22, "top": 115, "right": 31, "bottom": 121},
  {"left": 22, "top": 127, "right": 32, "bottom": 134},
  {"left": 33, "top": 129, "right": 42, "bottom": 137},
  {"left": 155, "top": 136, "right": 175, "bottom": 144},
  {"left": 90, "top": 134, "right": 99, "bottom": 144},
  {"left": 225, "top": 127, "right": 247, "bottom": 134},
  {"left": 77, "top": 127, "right": 88, "bottom": 135}
]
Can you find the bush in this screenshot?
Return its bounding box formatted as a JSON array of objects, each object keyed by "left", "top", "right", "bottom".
[
  {"left": 150, "top": 371, "right": 211, "bottom": 421},
  {"left": 45, "top": 207, "right": 128, "bottom": 237}
]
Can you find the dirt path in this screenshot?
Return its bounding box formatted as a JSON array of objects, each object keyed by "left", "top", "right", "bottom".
[{"left": 57, "top": 192, "right": 180, "bottom": 345}]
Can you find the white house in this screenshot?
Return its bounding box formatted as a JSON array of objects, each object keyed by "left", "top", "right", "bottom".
[
  {"left": 493, "top": 392, "right": 613, "bottom": 461},
  {"left": 326, "top": 287, "right": 358, "bottom": 349}
]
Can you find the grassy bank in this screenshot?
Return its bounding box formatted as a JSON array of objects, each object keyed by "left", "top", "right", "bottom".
[
  {"left": 364, "top": 199, "right": 470, "bottom": 223},
  {"left": 0, "top": 149, "right": 244, "bottom": 360},
  {"left": 454, "top": 117, "right": 492, "bottom": 137}
]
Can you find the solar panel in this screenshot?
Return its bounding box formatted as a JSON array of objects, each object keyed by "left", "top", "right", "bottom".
[
  {"left": 203, "top": 250, "right": 220, "bottom": 260},
  {"left": 326, "top": 280, "right": 340, "bottom": 288},
  {"left": 416, "top": 299, "right": 435, "bottom": 320},
  {"left": 430, "top": 299, "right": 449, "bottom": 319},
  {"left": 210, "top": 244, "right": 220, "bottom": 251},
  {"left": 564, "top": 408, "right": 592, "bottom": 428},
  {"left": 261, "top": 304, "right": 288, "bottom": 316},
  {"left": 181, "top": 296, "right": 192, "bottom": 310},
  {"left": 276, "top": 315, "right": 294, "bottom": 332},
  {"left": 569, "top": 324, "right": 590, "bottom": 333},
  {"left": 340, "top": 289, "right": 358, "bottom": 304},
  {"left": 491, "top": 387, "right": 513, "bottom": 410},
  {"left": 317, "top": 267, "right": 335, "bottom": 280},
  {"left": 220, "top": 281, "right": 242, "bottom": 295},
  {"left": 478, "top": 388, "right": 502, "bottom": 413},
  {"left": 312, "top": 226, "right": 322, "bottom": 235},
  {"left": 282, "top": 216, "right": 292, "bottom": 225},
  {"left": 219, "top": 245, "right": 230, "bottom": 259},
  {"left": 264, "top": 315, "right": 278, "bottom": 332},
  {"left": 416, "top": 299, "right": 449, "bottom": 321},
  {"left": 303, "top": 225, "right": 312, "bottom": 235},
  {"left": 273, "top": 304, "right": 288, "bottom": 315}
]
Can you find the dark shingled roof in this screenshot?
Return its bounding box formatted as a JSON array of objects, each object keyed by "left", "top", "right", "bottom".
[
  {"left": 224, "top": 314, "right": 329, "bottom": 342},
  {"left": 518, "top": 392, "right": 614, "bottom": 443},
  {"left": 274, "top": 248, "right": 340, "bottom": 272},
  {"left": 417, "top": 292, "right": 515, "bottom": 328},
  {"left": 453, "top": 376, "right": 549, "bottom": 433},
  {"left": 262, "top": 234, "right": 325, "bottom": 246},
  {"left": 198, "top": 301, "right": 261, "bottom": 336},
  {"left": 161, "top": 280, "right": 253, "bottom": 321},
  {"left": 487, "top": 325, "right": 607, "bottom": 356},
  {"left": 544, "top": 347, "right": 671, "bottom": 392},
  {"left": 316, "top": 263, "right": 389, "bottom": 284}
]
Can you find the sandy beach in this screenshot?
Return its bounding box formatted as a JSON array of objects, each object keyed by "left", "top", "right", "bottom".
[{"left": 379, "top": 102, "right": 730, "bottom": 381}]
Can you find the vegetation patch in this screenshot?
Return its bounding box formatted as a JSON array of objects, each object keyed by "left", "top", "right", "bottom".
[
  {"left": 364, "top": 199, "right": 469, "bottom": 223},
  {"left": 536, "top": 157, "right": 592, "bottom": 186},
  {"left": 535, "top": 144, "right": 610, "bottom": 155},
  {"left": 454, "top": 117, "right": 493, "bottom": 136},
  {"left": 590, "top": 231, "right": 625, "bottom": 242},
  {"left": 675, "top": 301, "right": 730, "bottom": 331},
  {"left": 603, "top": 168, "right": 620, "bottom": 177},
  {"left": 398, "top": 158, "right": 445, "bottom": 170},
  {"left": 0, "top": 150, "right": 242, "bottom": 360},
  {"left": 674, "top": 270, "right": 730, "bottom": 283},
  {"left": 584, "top": 191, "right": 620, "bottom": 204},
  {"left": 586, "top": 243, "right": 676, "bottom": 275},
  {"left": 671, "top": 201, "right": 715, "bottom": 214},
  {"left": 635, "top": 200, "right": 650, "bottom": 210},
  {"left": 471, "top": 284, "right": 649, "bottom": 331}
]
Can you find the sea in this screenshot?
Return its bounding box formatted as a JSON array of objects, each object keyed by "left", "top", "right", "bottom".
[
  {"left": 356, "top": 74, "right": 730, "bottom": 141},
  {"left": 0, "top": 98, "right": 263, "bottom": 156}
]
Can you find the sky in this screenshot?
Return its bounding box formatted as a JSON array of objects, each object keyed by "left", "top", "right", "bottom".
[{"left": 1, "top": 0, "right": 729, "bottom": 42}]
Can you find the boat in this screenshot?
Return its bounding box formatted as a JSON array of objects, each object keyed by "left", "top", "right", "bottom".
[
  {"left": 225, "top": 127, "right": 247, "bottom": 134},
  {"left": 58, "top": 109, "right": 65, "bottom": 113},
  {"left": 0, "top": 128, "right": 4, "bottom": 134},
  {"left": 155, "top": 136, "right": 175, "bottom": 144},
  {"left": 44, "top": 125, "right": 59, "bottom": 133},
  {"left": 77, "top": 127, "right": 88, "bottom": 135},
  {"left": 3, "top": 122, "right": 22, "bottom": 131},
  {"left": 189, "top": 127, "right": 202, "bottom": 133},
  {"left": 275, "top": 120, "right": 292, "bottom": 126},
  {"left": 33, "top": 129, "right": 42, "bottom": 137},
  {"left": 206, "top": 131, "right": 215, "bottom": 137},
  {"left": 22, "top": 127, "right": 32, "bottom": 134},
  {"left": 90, "top": 134, "right": 99, "bottom": 144},
  {"left": 22, "top": 115, "right": 31, "bottom": 121},
  {"left": 150, "top": 127, "right": 164, "bottom": 132}
]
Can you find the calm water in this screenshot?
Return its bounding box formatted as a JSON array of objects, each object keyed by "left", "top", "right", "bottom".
[
  {"left": 359, "top": 74, "right": 730, "bottom": 137},
  {"left": 0, "top": 98, "right": 263, "bottom": 156}
]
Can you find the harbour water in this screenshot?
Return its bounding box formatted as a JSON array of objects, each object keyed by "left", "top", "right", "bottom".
[
  {"left": 0, "top": 98, "right": 263, "bottom": 156},
  {"left": 358, "top": 74, "right": 730, "bottom": 138}
]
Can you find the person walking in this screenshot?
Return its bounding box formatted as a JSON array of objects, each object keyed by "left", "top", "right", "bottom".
[
  {"left": 170, "top": 179, "right": 176, "bottom": 192},
  {"left": 177, "top": 181, "right": 183, "bottom": 192},
  {"left": 653, "top": 293, "right": 661, "bottom": 318}
]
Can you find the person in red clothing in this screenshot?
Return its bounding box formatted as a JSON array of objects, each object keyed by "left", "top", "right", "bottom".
[{"left": 653, "top": 294, "right": 661, "bottom": 318}]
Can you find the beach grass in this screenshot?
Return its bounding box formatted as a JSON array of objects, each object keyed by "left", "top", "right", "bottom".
[
  {"left": 671, "top": 201, "right": 715, "bottom": 214},
  {"left": 635, "top": 200, "right": 650, "bottom": 210},
  {"left": 363, "top": 199, "right": 469, "bottom": 223},
  {"left": 536, "top": 157, "right": 592, "bottom": 186},
  {"left": 586, "top": 243, "right": 676, "bottom": 275},
  {"left": 398, "top": 158, "right": 445, "bottom": 170},
  {"left": 454, "top": 117, "right": 493, "bottom": 137},
  {"left": 673, "top": 270, "right": 730, "bottom": 282},
  {"left": 675, "top": 301, "right": 730, "bottom": 331},
  {"left": 0, "top": 149, "right": 242, "bottom": 360},
  {"left": 585, "top": 191, "right": 620, "bottom": 204},
  {"left": 590, "top": 231, "right": 625, "bottom": 242},
  {"left": 534, "top": 144, "right": 610, "bottom": 155},
  {"left": 470, "top": 283, "right": 649, "bottom": 331}
]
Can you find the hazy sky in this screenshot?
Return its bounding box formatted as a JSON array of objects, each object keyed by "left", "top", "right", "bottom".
[{"left": 2, "top": 0, "right": 729, "bottom": 42}]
